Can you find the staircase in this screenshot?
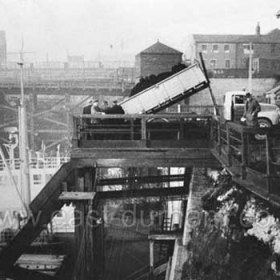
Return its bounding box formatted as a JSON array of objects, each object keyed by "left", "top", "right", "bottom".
[{"left": 0, "top": 162, "right": 73, "bottom": 274}]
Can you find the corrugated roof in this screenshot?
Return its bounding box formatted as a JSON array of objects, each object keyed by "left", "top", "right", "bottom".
[
  {"left": 193, "top": 29, "right": 280, "bottom": 43},
  {"left": 139, "top": 41, "right": 182, "bottom": 55}
]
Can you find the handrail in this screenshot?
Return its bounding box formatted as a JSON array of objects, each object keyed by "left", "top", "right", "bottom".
[
  {"left": 75, "top": 113, "right": 213, "bottom": 119},
  {"left": 0, "top": 157, "right": 69, "bottom": 171},
  {"left": 211, "top": 118, "right": 280, "bottom": 197},
  {"left": 72, "top": 114, "right": 212, "bottom": 149}
]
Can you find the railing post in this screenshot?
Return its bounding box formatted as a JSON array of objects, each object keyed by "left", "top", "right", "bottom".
[
  {"left": 141, "top": 117, "right": 147, "bottom": 147},
  {"left": 226, "top": 125, "right": 232, "bottom": 166},
  {"left": 265, "top": 134, "right": 272, "bottom": 194},
  {"left": 209, "top": 117, "right": 213, "bottom": 145},
  {"left": 72, "top": 116, "right": 78, "bottom": 148},
  {"left": 130, "top": 119, "right": 134, "bottom": 140},
  {"left": 217, "top": 120, "right": 221, "bottom": 155},
  {"left": 149, "top": 240, "right": 154, "bottom": 280},
  {"left": 241, "top": 130, "right": 248, "bottom": 179}
]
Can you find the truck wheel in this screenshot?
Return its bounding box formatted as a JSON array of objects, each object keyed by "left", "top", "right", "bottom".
[
  {"left": 255, "top": 118, "right": 272, "bottom": 140},
  {"left": 258, "top": 118, "right": 272, "bottom": 128}
]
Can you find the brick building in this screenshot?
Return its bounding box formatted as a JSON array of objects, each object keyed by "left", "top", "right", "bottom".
[
  {"left": 186, "top": 24, "right": 280, "bottom": 78},
  {"left": 265, "top": 84, "right": 280, "bottom": 106},
  {"left": 135, "top": 41, "right": 182, "bottom": 79},
  {"left": 0, "top": 31, "right": 6, "bottom": 65},
  {"left": 253, "top": 56, "right": 280, "bottom": 77}
]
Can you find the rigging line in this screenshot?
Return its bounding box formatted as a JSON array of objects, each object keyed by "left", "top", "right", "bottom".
[{"left": 0, "top": 145, "right": 29, "bottom": 214}]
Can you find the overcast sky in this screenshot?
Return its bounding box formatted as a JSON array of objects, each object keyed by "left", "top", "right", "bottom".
[{"left": 0, "top": 0, "right": 279, "bottom": 62}]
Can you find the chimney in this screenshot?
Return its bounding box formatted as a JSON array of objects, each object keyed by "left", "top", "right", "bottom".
[{"left": 256, "top": 22, "right": 261, "bottom": 36}]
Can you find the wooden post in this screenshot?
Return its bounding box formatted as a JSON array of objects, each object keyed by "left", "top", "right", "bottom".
[
  {"left": 130, "top": 119, "right": 134, "bottom": 140},
  {"left": 226, "top": 125, "right": 232, "bottom": 166},
  {"left": 72, "top": 167, "right": 104, "bottom": 280},
  {"left": 72, "top": 116, "right": 78, "bottom": 148},
  {"left": 217, "top": 121, "right": 221, "bottom": 155},
  {"left": 241, "top": 131, "right": 248, "bottom": 179},
  {"left": 141, "top": 117, "right": 147, "bottom": 147},
  {"left": 265, "top": 134, "right": 271, "bottom": 194},
  {"left": 149, "top": 240, "right": 154, "bottom": 279},
  {"left": 73, "top": 168, "right": 85, "bottom": 280}
]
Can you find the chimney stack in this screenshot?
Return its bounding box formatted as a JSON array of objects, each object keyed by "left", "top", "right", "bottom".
[{"left": 256, "top": 22, "right": 261, "bottom": 36}]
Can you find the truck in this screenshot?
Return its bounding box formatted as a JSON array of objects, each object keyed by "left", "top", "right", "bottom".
[
  {"left": 119, "top": 63, "right": 209, "bottom": 114},
  {"left": 223, "top": 91, "right": 280, "bottom": 127}
]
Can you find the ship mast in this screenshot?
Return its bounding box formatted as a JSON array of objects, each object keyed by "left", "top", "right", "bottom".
[
  {"left": 18, "top": 54, "right": 31, "bottom": 208},
  {"left": 248, "top": 42, "right": 253, "bottom": 93}
]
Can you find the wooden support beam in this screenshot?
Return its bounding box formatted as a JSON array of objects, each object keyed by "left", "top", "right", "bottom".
[
  {"left": 59, "top": 191, "right": 95, "bottom": 201},
  {"left": 98, "top": 174, "right": 186, "bottom": 186},
  {"left": 97, "top": 186, "right": 188, "bottom": 200},
  {"left": 154, "top": 261, "right": 168, "bottom": 277},
  {"left": 36, "top": 116, "right": 68, "bottom": 127},
  {"left": 72, "top": 167, "right": 105, "bottom": 280},
  {"left": 6, "top": 266, "right": 55, "bottom": 280},
  {"left": 16, "top": 254, "right": 65, "bottom": 269},
  {"left": 45, "top": 137, "right": 68, "bottom": 150},
  {"left": 149, "top": 240, "right": 154, "bottom": 278},
  {"left": 148, "top": 233, "right": 181, "bottom": 241},
  {"left": 71, "top": 148, "right": 220, "bottom": 168}
]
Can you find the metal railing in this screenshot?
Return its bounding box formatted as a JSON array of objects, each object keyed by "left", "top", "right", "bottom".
[
  {"left": 0, "top": 63, "right": 136, "bottom": 87},
  {"left": 211, "top": 117, "right": 280, "bottom": 197},
  {"left": 0, "top": 156, "right": 69, "bottom": 171},
  {"left": 72, "top": 113, "right": 212, "bottom": 149},
  {"left": 1, "top": 60, "right": 135, "bottom": 70},
  {"left": 165, "top": 105, "right": 223, "bottom": 115}
]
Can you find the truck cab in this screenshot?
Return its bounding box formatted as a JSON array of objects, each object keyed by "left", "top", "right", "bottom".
[{"left": 223, "top": 91, "right": 280, "bottom": 127}]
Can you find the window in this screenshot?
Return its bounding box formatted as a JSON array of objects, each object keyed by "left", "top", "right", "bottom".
[
  {"left": 235, "top": 95, "right": 245, "bottom": 104},
  {"left": 243, "top": 44, "right": 254, "bottom": 54},
  {"left": 225, "top": 60, "right": 231, "bottom": 68},
  {"left": 213, "top": 44, "right": 219, "bottom": 52},
  {"left": 271, "top": 43, "right": 276, "bottom": 54},
  {"left": 33, "top": 174, "right": 42, "bottom": 185},
  {"left": 201, "top": 44, "right": 207, "bottom": 52},
  {"left": 209, "top": 59, "right": 217, "bottom": 69},
  {"left": 224, "top": 44, "right": 230, "bottom": 53}
]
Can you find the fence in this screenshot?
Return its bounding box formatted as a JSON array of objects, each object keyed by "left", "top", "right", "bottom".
[
  {"left": 211, "top": 117, "right": 280, "bottom": 197},
  {"left": 72, "top": 113, "right": 212, "bottom": 149}
]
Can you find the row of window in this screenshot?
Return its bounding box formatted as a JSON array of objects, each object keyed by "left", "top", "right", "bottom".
[
  {"left": 202, "top": 43, "right": 252, "bottom": 54},
  {"left": 204, "top": 59, "right": 231, "bottom": 69},
  {"left": 201, "top": 44, "right": 230, "bottom": 53},
  {"left": 202, "top": 43, "right": 278, "bottom": 55}
]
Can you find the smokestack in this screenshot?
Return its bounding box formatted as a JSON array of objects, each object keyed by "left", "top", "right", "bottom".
[{"left": 256, "top": 22, "right": 261, "bottom": 36}]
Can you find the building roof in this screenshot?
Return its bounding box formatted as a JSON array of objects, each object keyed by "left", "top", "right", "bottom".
[
  {"left": 193, "top": 29, "right": 280, "bottom": 44},
  {"left": 266, "top": 84, "right": 280, "bottom": 96},
  {"left": 254, "top": 55, "right": 280, "bottom": 60},
  {"left": 138, "top": 41, "right": 182, "bottom": 55}
]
